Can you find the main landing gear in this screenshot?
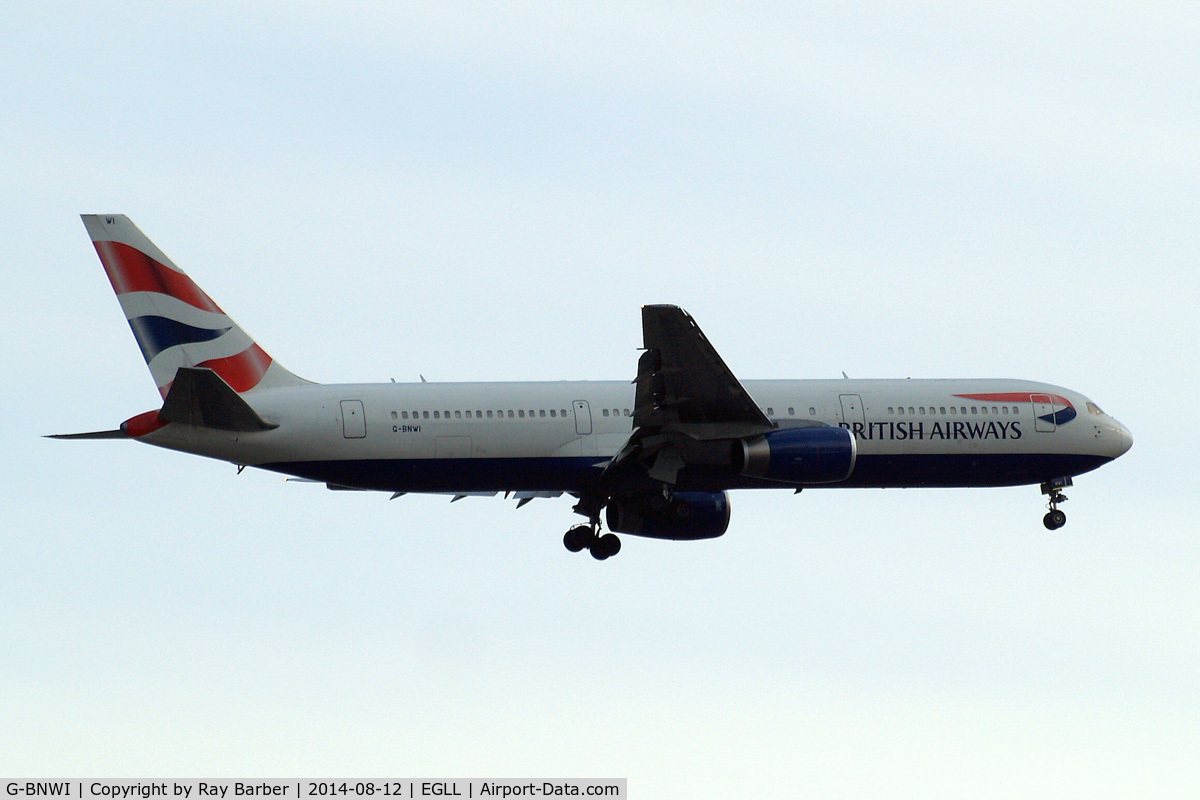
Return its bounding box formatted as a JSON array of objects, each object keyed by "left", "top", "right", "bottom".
[
  {"left": 1041, "top": 477, "right": 1072, "bottom": 530},
  {"left": 564, "top": 524, "right": 621, "bottom": 560},
  {"left": 565, "top": 494, "right": 622, "bottom": 560}
]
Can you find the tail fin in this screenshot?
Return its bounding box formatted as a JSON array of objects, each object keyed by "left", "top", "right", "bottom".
[{"left": 82, "top": 214, "right": 312, "bottom": 398}]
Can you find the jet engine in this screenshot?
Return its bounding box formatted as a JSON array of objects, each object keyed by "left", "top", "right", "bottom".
[
  {"left": 606, "top": 490, "right": 731, "bottom": 540},
  {"left": 734, "top": 426, "right": 856, "bottom": 484}
]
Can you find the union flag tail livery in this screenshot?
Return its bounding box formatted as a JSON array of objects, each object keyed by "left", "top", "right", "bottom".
[
  {"left": 56, "top": 215, "right": 1133, "bottom": 559},
  {"left": 82, "top": 214, "right": 311, "bottom": 398}
]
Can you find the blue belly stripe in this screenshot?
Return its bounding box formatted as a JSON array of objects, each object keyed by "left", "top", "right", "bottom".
[{"left": 255, "top": 453, "right": 1115, "bottom": 494}]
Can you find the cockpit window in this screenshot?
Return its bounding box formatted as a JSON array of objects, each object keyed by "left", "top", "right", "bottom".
[{"left": 1086, "top": 402, "right": 1105, "bottom": 416}]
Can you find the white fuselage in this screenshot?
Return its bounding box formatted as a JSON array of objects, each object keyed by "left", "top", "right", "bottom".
[{"left": 134, "top": 377, "right": 1132, "bottom": 493}]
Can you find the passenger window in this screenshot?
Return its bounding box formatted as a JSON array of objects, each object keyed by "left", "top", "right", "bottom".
[
  {"left": 788, "top": 407, "right": 795, "bottom": 416},
  {"left": 767, "top": 407, "right": 774, "bottom": 416},
  {"left": 809, "top": 407, "right": 817, "bottom": 416},
  {"left": 507, "top": 410, "right": 514, "bottom": 418},
  {"left": 539, "top": 410, "right": 546, "bottom": 417},
  {"left": 550, "top": 409, "right": 556, "bottom": 417},
  {"left": 391, "top": 411, "right": 398, "bottom": 420},
  {"left": 486, "top": 410, "right": 493, "bottom": 418},
  {"left": 971, "top": 407, "right": 977, "bottom": 414},
  {"left": 433, "top": 411, "right": 440, "bottom": 419},
  {"left": 940, "top": 407, "right": 946, "bottom": 415},
  {"left": 950, "top": 406, "right": 956, "bottom": 415},
  {"left": 455, "top": 411, "right": 462, "bottom": 418},
  {"left": 623, "top": 409, "right": 631, "bottom": 417},
  {"left": 518, "top": 410, "right": 525, "bottom": 418}
]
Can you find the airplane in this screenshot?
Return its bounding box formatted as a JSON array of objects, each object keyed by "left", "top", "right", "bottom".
[{"left": 52, "top": 214, "right": 1133, "bottom": 559}]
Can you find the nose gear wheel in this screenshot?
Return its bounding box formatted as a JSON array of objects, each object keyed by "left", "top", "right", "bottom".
[{"left": 1040, "top": 478, "right": 1072, "bottom": 530}]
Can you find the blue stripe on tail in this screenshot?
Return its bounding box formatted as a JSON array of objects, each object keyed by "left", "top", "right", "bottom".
[{"left": 128, "top": 315, "right": 231, "bottom": 363}]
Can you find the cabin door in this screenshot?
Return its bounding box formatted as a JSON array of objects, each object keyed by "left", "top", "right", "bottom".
[
  {"left": 340, "top": 400, "right": 366, "bottom": 438},
  {"left": 1031, "top": 394, "right": 1056, "bottom": 433},
  {"left": 573, "top": 400, "right": 593, "bottom": 435},
  {"left": 839, "top": 394, "right": 865, "bottom": 429}
]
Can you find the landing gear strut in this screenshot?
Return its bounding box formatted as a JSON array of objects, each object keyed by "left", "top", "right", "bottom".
[{"left": 1041, "top": 477, "right": 1072, "bottom": 530}]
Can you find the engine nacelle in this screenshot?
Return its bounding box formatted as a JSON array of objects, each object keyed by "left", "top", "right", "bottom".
[
  {"left": 734, "top": 426, "right": 856, "bottom": 484},
  {"left": 606, "top": 491, "right": 731, "bottom": 541}
]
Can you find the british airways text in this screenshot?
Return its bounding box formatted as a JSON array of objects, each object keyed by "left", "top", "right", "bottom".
[{"left": 841, "top": 420, "right": 1023, "bottom": 441}]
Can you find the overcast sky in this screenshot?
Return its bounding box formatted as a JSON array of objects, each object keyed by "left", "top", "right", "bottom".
[{"left": 3, "top": 2, "right": 1198, "bottom": 797}]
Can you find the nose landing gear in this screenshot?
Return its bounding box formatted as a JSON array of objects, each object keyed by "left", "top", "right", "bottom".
[
  {"left": 1041, "top": 477, "right": 1072, "bottom": 530},
  {"left": 1043, "top": 507, "right": 1067, "bottom": 530}
]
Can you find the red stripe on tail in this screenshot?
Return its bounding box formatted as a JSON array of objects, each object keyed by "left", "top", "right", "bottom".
[
  {"left": 197, "top": 343, "right": 273, "bottom": 393},
  {"left": 93, "top": 240, "right": 222, "bottom": 313}
]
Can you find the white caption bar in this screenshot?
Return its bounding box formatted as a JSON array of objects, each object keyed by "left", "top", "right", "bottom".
[{"left": 3, "top": 782, "right": 626, "bottom": 800}]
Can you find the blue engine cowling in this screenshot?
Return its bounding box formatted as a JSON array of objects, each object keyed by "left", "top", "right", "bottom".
[
  {"left": 734, "top": 426, "right": 856, "bottom": 484},
  {"left": 606, "top": 490, "right": 731, "bottom": 540}
]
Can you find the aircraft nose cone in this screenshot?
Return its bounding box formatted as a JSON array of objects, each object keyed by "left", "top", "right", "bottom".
[{"left": 1110, "top": 421, "right": 1133, "bottom": 458}]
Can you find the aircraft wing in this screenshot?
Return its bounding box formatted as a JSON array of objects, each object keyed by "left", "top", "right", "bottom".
[
  {"left": 634, "top": 304, "right": 775, "bottom": 440},
  {"left": 599, "top": 305, "right": 776, "bottom": 489}
]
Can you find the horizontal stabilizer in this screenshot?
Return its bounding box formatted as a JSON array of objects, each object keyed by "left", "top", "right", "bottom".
[
  {"left": 158, "top": 367, "right": 278, "bottom": 432},
  {"left": 46, "top": 429, "right": 127, "bottom": 440}
]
